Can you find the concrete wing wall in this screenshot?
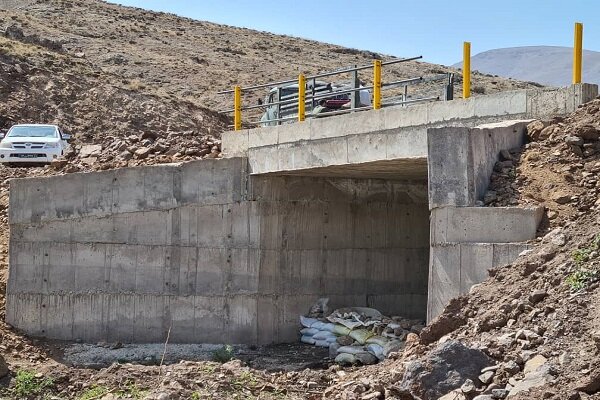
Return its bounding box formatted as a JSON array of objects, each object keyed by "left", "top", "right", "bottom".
[
  {"left": 428, "top": 120, "right": 530, "bottom": 208},
  {"left": 426, "top": 120, "right": 545, "bottom": 322}
]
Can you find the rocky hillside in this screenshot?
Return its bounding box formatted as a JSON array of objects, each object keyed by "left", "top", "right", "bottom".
[{"left": 1, "top": 0, "right": 538, "bottom": 114}]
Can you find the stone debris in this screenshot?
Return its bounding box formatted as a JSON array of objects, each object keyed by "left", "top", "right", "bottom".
[{"left": 400, "top": 341, "right": 492, "bottom": 399}]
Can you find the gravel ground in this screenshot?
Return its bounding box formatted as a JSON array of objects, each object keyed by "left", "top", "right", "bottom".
[{"left": 63, "top": 343, "right": 227, "bottom": 367}]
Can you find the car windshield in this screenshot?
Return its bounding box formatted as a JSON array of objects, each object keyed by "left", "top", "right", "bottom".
[{"left": 8, "top": 126, "right": 57, "bottom": 138}]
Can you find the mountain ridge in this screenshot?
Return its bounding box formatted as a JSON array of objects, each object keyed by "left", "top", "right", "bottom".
[{"left": 454, "top": 45, "right": 600, "bottom": 87}]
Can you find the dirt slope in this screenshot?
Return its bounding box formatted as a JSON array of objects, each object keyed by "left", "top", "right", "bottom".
[{"left": 0, "top": 0, "right": 539, "bottom": 113}]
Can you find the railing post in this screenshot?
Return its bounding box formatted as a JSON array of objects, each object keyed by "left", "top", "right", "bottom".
[
  {"left": 276, "top": 87, "right": 281, "bottom": 126},
  {"left": 298, "top": 74, "right": 306, "bottom": 122},
  {"left": 373, "top": 60, "right": 382, "bottom": 110},
  {"left": 351, "top": 65, "right": 359, "bottom": 110},
  {"left": 445, "top": 73, "right": 454, "bottom": 101},
  {"left": 234, "top": 85, "right": 242, "bottom": 131},
  {"left": 573, "top": 22, "right": 583, "bottom": 84},
  {"left": 463, "top": 42, "right": 471, "bottom": 99}
]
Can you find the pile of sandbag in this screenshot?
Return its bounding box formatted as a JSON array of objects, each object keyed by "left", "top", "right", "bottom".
[{"left": 299, "top": 300, "right": 425, "bottom": 366}]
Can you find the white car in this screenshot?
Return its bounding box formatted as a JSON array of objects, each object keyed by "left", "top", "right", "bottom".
[{"left": 0, "top": 124, "right": 71, "bottom": 165}]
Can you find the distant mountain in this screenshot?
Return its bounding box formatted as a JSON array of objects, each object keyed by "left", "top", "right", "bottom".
[{"left": 453, "top": 46, "right": 600, "bottom": 87}]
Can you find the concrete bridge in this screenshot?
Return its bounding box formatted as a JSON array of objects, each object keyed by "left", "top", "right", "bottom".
[{"left": 6, "top": 84, "right": 597, "bottom": 344}]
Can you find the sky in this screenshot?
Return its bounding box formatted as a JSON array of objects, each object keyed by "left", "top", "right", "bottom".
[{"left": 109, "top": 0, "right": 599, "bottom": 66}]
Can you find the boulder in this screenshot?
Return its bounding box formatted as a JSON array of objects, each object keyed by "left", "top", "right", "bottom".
[
  {"left": 400, "top": 340, "right": 492, "bottom": 399},
  {"left": 0, "top": 354, "right": 8, "bottom": 378},
  {"left": 539, "top": 125, "right": 557, "bottom": 140},
  {"left": 528, "top": 290, "right": 547, "bottom": 304},
  {"left": 523, "top": 355, "right": 547, "bottom": 374},
  {"left": 50, "top": 157, "right": 68, "bottom": 170},
  {"left": 134, "top": 147, "right": 152, "bottom": 159},
  {"left": 526, "top": 120, "right": 549, "bottom": 141},
  {"left": 574, "top": 369, "right": 600, "bottom": 394},
  {"left": 508, "top": 364, "right": 555, "bottom": 397},
  {"left": 79, "top": 144, "right": 103, "bottom": 158},
  {"left": 565, "top": 135, "right": 584, "bottom": 146},
  {"left": 574, "top": 125, "right": 600, "bottom": 141},
  {"left": 551, "top": 191, "right": 572, "bottom": 205}
]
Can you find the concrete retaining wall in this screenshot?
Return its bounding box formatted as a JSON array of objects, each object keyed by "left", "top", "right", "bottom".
[
  {"left": 7, "top": 159, "right": 430, "bottom": 344},
  {"left": 427, "top": 242, "right": 532, "bottom": 322}
]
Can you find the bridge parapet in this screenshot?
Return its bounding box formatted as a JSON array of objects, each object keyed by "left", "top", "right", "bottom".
[{"left": 223, "top": 84, "right": 597, "bottom": 178}]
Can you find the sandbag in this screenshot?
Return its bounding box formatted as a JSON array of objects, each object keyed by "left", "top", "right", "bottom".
[
  {"left": 313, "top": 331, "right": 336, "bottom": 341},
  {"left": 383, "top": 339, "right": 405, "bottom": 356},
  {"left": 300, "top": 335, "right": 316, "bottom": 345},
  {"left": 337, "top": 345, "right": 366, "bottom": 355},
  {"left": 311, "top": 321, "right": 335, "bottom": 332},
  {"left": 355, "top": 352, "right": 378, "bottom": 365},
  {"left": 349, "top": 329, "right": 374, "bottom": 345},
  {"left": 329, "top": 342, "right": 341, "bottom": 358},
  {"left": 332, "top": 324, "right": 351, "bottom": 336},
  {"left": 337, "top": 335, "right": 355, "bottom": 346},
  {"left": 325, "top": 336, "right": 338, "bottom": 343},
  {"left": 300, "top": 316, "right": 319, "bottom": 328},
  {"left": 300, "top": 327, "right": 319, "bottom": 336},
  {"left": 335, "top": 353, "right": 357, "bottom": 366},
  {"left": 365, "top": 335, "right": 389, "bottom": 347},
  {"left": 366, "top": 343, "right": 385, "bottom": 361},
  {"left": 314, "top": 340, "right": 330, "bottom": 348}
]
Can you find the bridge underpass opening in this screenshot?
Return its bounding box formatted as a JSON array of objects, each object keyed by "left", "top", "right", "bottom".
[{"left": 250, "top": 157, "right": 430, "bottom": 341}]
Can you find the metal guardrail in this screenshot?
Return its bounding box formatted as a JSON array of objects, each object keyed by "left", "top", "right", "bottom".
[{"left": 218, "top": 56, "right": 455, "bottom": 130}]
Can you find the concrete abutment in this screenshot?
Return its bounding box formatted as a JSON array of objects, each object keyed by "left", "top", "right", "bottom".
[{"left": 7, "top": 160, "right": 430, "bottom": 343}]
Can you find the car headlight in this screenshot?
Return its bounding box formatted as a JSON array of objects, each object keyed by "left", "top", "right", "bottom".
[
  {"left": 45, "top": 143, "right": 59, "bottom": 148},
  {"left": 0, "top": 142, "right": 12, "bottom": 149}
]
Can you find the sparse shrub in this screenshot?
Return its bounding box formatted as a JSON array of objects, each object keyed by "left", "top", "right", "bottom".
[
  {"left": 13, "top": 370, "right": 55, "bottom": 398},
  {"left": 572, "top": 234, "right": 600, "bottom": 266},
  {"left": 79, "top": 385, "right": 110, "bottom": 400},
  {"left": 232, "top": 370, "right": 258, "bottom": 392},
  {"left": 567, "top": 234, "right": 600, "bottom": 291},
  {"left": 212, "top": 345, "right": 234, "bottom": 363},
  {"left": 566, "top": 268, "right": 598, "bottom": 291},
  {"left": 472, "top": 85, "right": 486, "bottom": 94},
  {"left": 123, "top": 381, "right": 147, "bottom": 399}
]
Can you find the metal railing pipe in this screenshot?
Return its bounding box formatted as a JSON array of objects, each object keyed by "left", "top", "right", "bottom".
[{"left": 217, "top": 56, "right": 423, "bottom": 94}]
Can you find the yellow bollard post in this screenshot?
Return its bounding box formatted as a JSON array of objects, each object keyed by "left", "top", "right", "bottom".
[
  {"left": 573, "top": 22, "right": 583, "bottom": 84},
  {"left": 463, "top": 42, "right": 471, "bottom": 99},
  {"left": 234, "top": 85, "right": 242, "bottom": 131},
  {"left": 298, "top": 74, "right": 306, "bottom": 122},
  {"left": 373, "top": 60, "right": 382, "bottom": 110}
]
